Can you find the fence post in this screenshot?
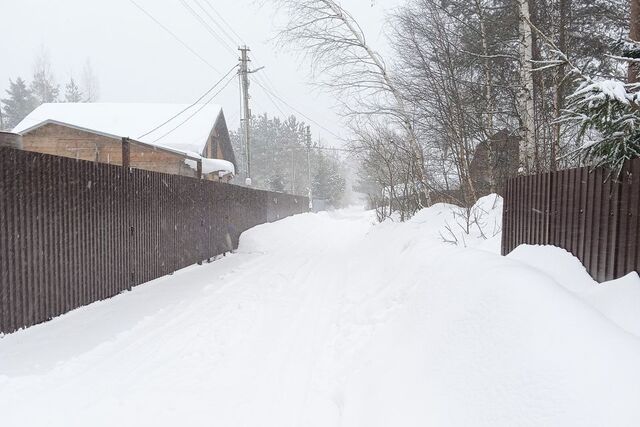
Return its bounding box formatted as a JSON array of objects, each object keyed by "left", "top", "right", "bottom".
[
  {"left": 197, "top": 180, "right": 203, "bottom": 266},
  {"left": 122, "top": 137, "right": 130, "bottom": 169},
  {"left": 121, "top": 142, "right": 133, "bottom": 291}
]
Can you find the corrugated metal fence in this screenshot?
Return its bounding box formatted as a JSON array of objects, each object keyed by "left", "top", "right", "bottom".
[
  {"left": 501, "top": 158, "right": 640, "bottom": 282},
  {"left": 0, "top": 147, "right": 308, "bottom": 334}
]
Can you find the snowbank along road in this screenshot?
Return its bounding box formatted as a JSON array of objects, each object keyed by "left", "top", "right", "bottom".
[{"left": 1, "top": 196, "right": 640, "bottom": 426}]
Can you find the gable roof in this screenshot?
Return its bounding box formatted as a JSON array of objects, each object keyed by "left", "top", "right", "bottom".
[
  {"left": 13, "top": 103, "right": 223, "bottom": 156},
  {"left": 209, "top": 110, "right": 237, "bottom": 169}
]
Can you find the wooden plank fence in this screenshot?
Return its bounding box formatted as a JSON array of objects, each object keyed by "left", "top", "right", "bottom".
[
  {"left": 502, "top": 158, "right": 640, "bottom": 282},
  {"left": 0, "top": 147, "right": 308, "bottom": 334}
]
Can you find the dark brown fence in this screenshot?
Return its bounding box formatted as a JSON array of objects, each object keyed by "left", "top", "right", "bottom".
[
  {"left": 0, "top": 147, "right": 308, "bottom": 334},
  {"left": 502, "top": 158, "right": 640, "bottom": 282}
]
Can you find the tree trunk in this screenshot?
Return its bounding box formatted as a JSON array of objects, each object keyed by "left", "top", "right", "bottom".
[
  {"left": 518, "top": 0, "right": 536, "bottom": 174},
  {"left": 474, "top": 0, "right": 496, "bottom": 190},
  {"left": 552, "top": 0, "right": 570, "bottom": 171}
]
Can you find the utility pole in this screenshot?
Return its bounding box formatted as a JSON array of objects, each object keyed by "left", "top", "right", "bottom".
[
  {"left": 239, "top": 45, "right": 252, "bottom": 185},
  {"left": 306, "top": 125, "right": 313, "bottom": 210}
]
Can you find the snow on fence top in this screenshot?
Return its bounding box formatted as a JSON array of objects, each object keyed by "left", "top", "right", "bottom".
[
  {"left": 184, "top": 157, "right": 235, "bottom": 176},
  {"left": 13, "top": 102, "right": 223, "bottom": 156}
]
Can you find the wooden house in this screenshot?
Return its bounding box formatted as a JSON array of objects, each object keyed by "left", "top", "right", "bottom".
[
  {"left": 469, "top": 129, "right": 520, "bottom": 196},
  {"left": 12, "top": 103, "right": 237, "bottom": 181}
]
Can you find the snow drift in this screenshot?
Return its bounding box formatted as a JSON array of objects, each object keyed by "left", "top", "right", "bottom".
[
  {"left": 509, "top": 244, "right": 640, "bottom": 338},
  {"left": 0, "top": 198, "right": 639, "bottom": 426}
]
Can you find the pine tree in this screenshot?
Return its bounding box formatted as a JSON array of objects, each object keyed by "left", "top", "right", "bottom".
[
  {"left": 312, "top": 154, "right": 331, "bottom": 200},
  {"left": 561, "top": 6, "right": 640, "bottom": 176},
  {"left": 1, "top": 77, "right": 37, "bottom": 130},
  {"left": 30, "top": 70, "right": 59, "bottom": 104},
  {"left": 564, "top": 77, "right": 640, "bottom": 176},
  {"left": 229, "top": 112, "right": 346, "bottom": 201},
  {"left": 64, "top": 77, "right": 83, "bottom": 102},
  {"left": 312, "top": 152, "right": 345, "bottom": 206}
]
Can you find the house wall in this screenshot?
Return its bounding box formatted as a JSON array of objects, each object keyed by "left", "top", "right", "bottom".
[
  {"left": 202, "top": 112, "right": 237, "bottom": 169},
  {"left": 22, "top": 123, "right": 124, "bottom": 164},
  {"left": 204, "top": 127, "right": 217, "bottom": 159},
  {"left": 214, "top": 113, "right": 237, "bottom": 168},
  {"left": 469, "top": 130, "right": 520, "bottom": 197},
  {"left": 21, "top": 123, "right": 197, "bottom": 178},
  {"left": 128, "top": 142, "right": 196, "bottom": 178}
]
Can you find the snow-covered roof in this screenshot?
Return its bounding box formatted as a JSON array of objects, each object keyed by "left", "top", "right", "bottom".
[{"left": 13, "top": 103, "right": 223, "bottom": 155}]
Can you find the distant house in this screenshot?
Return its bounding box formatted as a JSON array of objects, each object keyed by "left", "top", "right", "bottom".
[
  {"left": 13, "top": 103, "right": 237, "bottom": 181},
  {"left": 469, "top": 129, "right": 520, "bottom": 196}
]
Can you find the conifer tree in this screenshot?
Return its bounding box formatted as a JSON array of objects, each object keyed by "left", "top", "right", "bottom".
[
  {"left": 312, "top": 152, "right": 345, "bottom": 206},
  {"left": 1, "top": 77, "right": 37, "bottom": 129},
  {"left": 564, "top": 63, "right": 640, "bottom": 175},
  {"left": 64, "top": 77, "right": 83, "bottom": 102}
]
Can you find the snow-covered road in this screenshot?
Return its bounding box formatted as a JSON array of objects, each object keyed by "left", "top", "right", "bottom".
[{"left": 1, "top": 202, "right": 640, "bottom": 426}]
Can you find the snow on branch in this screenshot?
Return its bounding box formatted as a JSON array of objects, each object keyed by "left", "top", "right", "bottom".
[{"left": 563, "top": 78, "right": 640, "bottom": 175}]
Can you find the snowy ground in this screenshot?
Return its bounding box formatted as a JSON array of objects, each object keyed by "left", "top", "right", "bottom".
[{"left": 1, "top": 197, "right": 640, "bottom": 426}]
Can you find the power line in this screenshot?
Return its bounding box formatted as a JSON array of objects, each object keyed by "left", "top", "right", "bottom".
[
  {"left": 169, "top": 0, "right": 298, "bottom": 131},
  {"left": 190, "top": 0, "right": 278, "bottom": 99},
  {"left": 252, "top": 79, "right": 342, "bottom": 140},
  {"left": 153, "top": 71, "right": 238, "bottom": 143},
  {"left": 192, "top": 0, "right": 241, "bottom": 47},
  {"left": 279, "top": 144, "right": 352, "bottom": 153},
  {"left": 249, "top": 61, "right": 279, "bottom": 101},
  {"left": 187, "top": 7, "right": 278, "bottom": 110},
  {"left": 178, "top": 0, "right": 237, "bottom": 57},
  {"left": 249, "top": 53, "right": 280, "bottom": 95},
  {"left": 138, "top": 64, "right": 239, "bottom": 139},
  {"left": 256, "top": 69, "right": 280, "bottom": 96},
  {"left": 128, "top": 0, "right": 220, "bottom": 72},
  {"left": 255, "top": 74, "right": 288, "bottom": 118},
  {"left": 202, "top": 0, "right": 245, "bottom": 44}
]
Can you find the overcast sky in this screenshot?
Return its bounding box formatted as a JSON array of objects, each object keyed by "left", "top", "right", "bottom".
[{"left": 1, "top": 0, "right": 402, "bottom": 146}]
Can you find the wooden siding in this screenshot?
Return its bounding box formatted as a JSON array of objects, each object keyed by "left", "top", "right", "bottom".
[
  {"left": 205, "top": 111, "right": 237, "bottom": 170},
  {"left": 21, "top": 123, "right": 198, "bottom": 178},
  {"left": 22, "top": 122, "right": 124, "bottom": 165},
  {"left": 128, "top": 140, "right": 197, "bottom": 178}
]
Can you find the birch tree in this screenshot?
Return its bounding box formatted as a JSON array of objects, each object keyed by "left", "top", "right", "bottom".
[
  {"left": 81, "top": 59, "right": 100, "bottom": 102},
  {"left": 30, "top": 47, "right": 59, "bottom": 104},
  {"left": 517, "top": 0, "right": 537, "bottom": 173},
  {"left": 274, "top": 0, "right": 430, "bottom": 212}
]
